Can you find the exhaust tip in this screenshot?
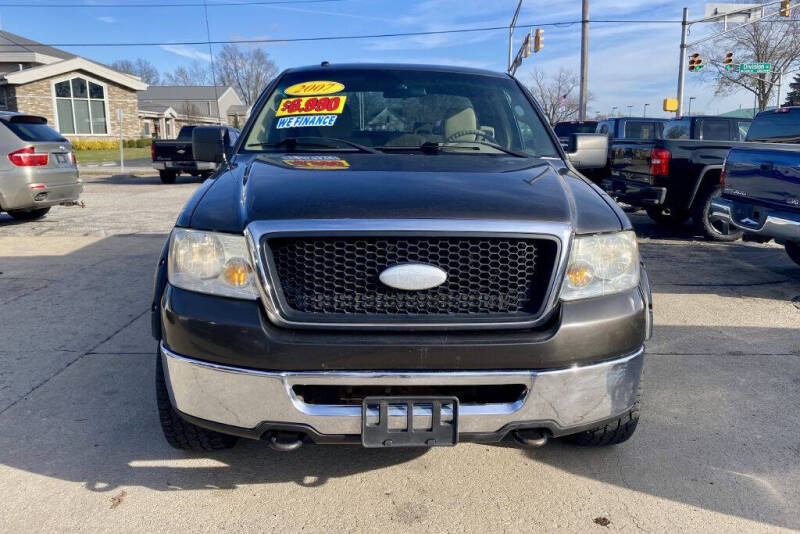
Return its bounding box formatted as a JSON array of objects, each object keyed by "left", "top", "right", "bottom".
[
  {"left": 512, "top": 429, "right": 549, "bottom": 448},
  {"left": 268, "top": 431, "right": 304, "bottom": 452}
]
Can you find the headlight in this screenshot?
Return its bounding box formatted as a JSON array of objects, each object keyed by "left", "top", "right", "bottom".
[
  {"left": 560, "top": 231, "right": 640, "bottom": 301},
  {"left": 168, "top": 228, "right": 258, "bottom": 300}
]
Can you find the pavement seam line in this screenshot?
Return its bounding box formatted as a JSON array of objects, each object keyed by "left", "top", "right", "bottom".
[{"left": 0, "top": 308, "right": 150, "bottom": 417}]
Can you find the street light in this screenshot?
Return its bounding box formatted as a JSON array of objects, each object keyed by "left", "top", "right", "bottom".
[
  {"left": 688, "top": 97, "right": 696, "bottom": 116},
  {"left": 611, "top": 106, "right": 618, "bottom": 117},
  {"left": 643, "top": 103, "right": 650, "bottom": 118},
  {"left": 627, "top": 105, "right": 633, "bottom": 116}
]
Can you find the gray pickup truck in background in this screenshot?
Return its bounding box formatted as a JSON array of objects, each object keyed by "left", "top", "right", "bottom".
[{"left": 151, "top": 125, "right": 239, "bottom": 184}]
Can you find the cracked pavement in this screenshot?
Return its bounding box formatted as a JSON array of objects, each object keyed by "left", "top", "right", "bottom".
[{"left": 0, "top": 173, "right": 799, "bottom": 533}]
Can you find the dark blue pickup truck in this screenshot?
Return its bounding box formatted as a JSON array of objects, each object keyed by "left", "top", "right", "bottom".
[{"left": 710, "top": 108, "right": 800, "bottom": 266}]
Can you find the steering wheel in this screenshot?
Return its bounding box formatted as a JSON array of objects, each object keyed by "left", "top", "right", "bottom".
[{"left": 445, "top": 129, "right": 496, "bottom": 143}]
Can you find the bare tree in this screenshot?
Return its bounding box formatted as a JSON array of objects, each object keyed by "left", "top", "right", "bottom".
[
  {"left": 111, "top": 58, "right": 160, "bottom": 85},
  {"left": 216, "top": 44, "right": 278, "bottom": 107},
  {"left": 163, "top": 61, "right": 212, "bottom": 86},
  {"left": 528, "top": 69, "right": 586, "bottom": 124},
  {"left": 702, "top": 4, "right": 800, "bottom": 110}
]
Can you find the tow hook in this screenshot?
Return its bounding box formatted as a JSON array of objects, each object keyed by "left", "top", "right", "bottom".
[
  {"left": 268, "top": 432, "right": 304, "bottom": 451},
  {"left": 512, "top": 429, "right": 549, "bottom": 448}
]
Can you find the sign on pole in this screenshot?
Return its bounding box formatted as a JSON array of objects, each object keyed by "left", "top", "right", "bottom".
[{"left": 739, "top": 62, "right": 771, "bottom": 74}]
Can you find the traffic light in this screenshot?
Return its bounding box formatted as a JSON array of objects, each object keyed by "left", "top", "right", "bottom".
[
  {"left": 534, "top": 28, "right": 544, "bottom": 53},
  {"left": 522, "top": 33, "right": 532, "bottom": 58},
  {"left": 780, "top": 0, "right": 791, "bottom": 17},
  {"left": 688, "top": 53, "right": 703, "bottom": 72},
  {"left": 724, "top": 51, "right": 734, "bottom": 70}
]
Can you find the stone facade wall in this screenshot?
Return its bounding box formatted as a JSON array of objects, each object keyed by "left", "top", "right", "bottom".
[{"left": 8, "top": 70, "right": 141, "bottom": 140}]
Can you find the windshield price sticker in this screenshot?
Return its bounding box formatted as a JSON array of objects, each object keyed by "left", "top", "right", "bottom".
[
  {"left": 276, "top": 115, "right": 338, "bottom": 129},
  {"left": 280, "top": 155, "right": 350, "bottom": 170},
  {"left": 284, "top": 80, "right": 345, "bottom": 96},
  {"left": 276, "top": 95, "right": 347, "bottom": 117}
]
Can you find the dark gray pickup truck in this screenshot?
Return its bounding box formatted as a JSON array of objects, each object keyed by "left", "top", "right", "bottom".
[
  {"left": 151, "top": 63, "right": 651, "bottom": 452},
  {"left": 151, "top": 125, "right": 239, "bottom": 184},
  {"left": 710, "top": 107, "right": 800, "bottom": 266}
]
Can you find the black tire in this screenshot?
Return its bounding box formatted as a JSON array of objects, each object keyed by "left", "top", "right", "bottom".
[
  {"left": 565, "top": 386, "right": 641, "bottom": 446},
  {"left": 7, "top": 207, "right": 50, "bottom": 220},
  {"left": 785, "top": 242, "right": 800, "bottom": 267},
  {"left": 159, "top": 170, "right": 177, "bottom": 184},
  {"left": 693, "top": 185, "right": 743, "bottom": 242},
  {"left": 155, "top": 352, "right": 238, "bottom": 451},
  {"left": 646, "top": 206, "right": 690, "bottom": 227}
]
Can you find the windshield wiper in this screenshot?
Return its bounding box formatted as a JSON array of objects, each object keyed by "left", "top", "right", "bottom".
[
  {"left": 247, "top": 136, "right": 380, "bottom": 154},
  {"left": 379, "top": 141, "right": 529, "bottom": 158}
]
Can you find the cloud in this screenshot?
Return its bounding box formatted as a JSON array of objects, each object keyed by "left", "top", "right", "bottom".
[
  {"left": 160, "top": 44, "right": 212, "bottom": 62},
  {"left": 96, "top": 16, "right": 115, "bottom": 23}
]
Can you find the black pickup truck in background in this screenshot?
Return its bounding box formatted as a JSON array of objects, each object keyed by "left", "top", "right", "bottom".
[
  {"left": 710, "top": 108, "right": 800, "bottom": 266},
  {"left": 602, "top": 114, "right": 773, "bottom": 241},
  {"left": 151, "top": 125, "right": 239, "bottom": 184}
]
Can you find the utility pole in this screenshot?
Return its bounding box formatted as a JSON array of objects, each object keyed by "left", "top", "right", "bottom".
[
  {"left": 643, "top": 103, "right": 649, "bottom": 117},
  {"left": 676, "top": 7, "right": 689, "bottom": 117},
  {"left": 578, "top": 0, "right": 589, "bottom": 120},
  {"left": 688, "top": 96, "right": 696, "bottom": 116},
  {"left": 777, "top": 68, "right": 784, "bottom": 106},
  {"left": 508, "top": 0, "right": 523, "bottom": 73}
]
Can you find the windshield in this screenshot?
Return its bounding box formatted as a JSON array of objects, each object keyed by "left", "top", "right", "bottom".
[
  {"left": 553, "top": 122, "right": 597, "bottom": 136},
  {"left": 1, "top": 116, "right": 66, "bottom": 142},
  {"left": 244, "top": 69, "right": 559, "bottom": 157},
  {"left": 746, "top": 109, "right": 800, "bottom": 142}
]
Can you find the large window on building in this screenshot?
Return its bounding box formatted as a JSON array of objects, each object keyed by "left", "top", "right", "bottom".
[{"left": 54, "top": 77, "right": 108, "bottom": 135}]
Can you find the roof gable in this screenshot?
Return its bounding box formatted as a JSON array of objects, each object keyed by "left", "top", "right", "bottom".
[
  {"left": 1, "top": 57, "right": 148, "bottom": 91},
  {"left": 0, "top": 30, "right": 75, "bottom": 62}
]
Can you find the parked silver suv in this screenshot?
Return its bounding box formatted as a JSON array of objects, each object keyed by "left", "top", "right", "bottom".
[{"left": 0, "top": 112, "right": 82, "bottom": 220}]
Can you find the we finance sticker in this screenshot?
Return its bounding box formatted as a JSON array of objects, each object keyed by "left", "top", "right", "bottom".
[
  {"left": 284, "top": 80, "right": 345, "bottom": 96},
  {"left": 276, "top": 95, "right": 347, "bottom": 117},
  {"left": 276, "top": 115, "right": 338, "bottom": 129},
  {"left": 280, "top": 155, "right": 350, "bottom": 170}
]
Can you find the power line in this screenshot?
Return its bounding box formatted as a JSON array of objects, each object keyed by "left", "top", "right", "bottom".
[
  {"left": 6, "top": 18, "right": 800, "bottom": 48},
  {"left": 0, "top": 0, "right": 343, "bottom": 7}
]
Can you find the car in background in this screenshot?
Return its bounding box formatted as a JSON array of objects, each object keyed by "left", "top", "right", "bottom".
[
  {"left": 0, "top": 112, "right": 81, "bottom": 221},
  {"left": 587, "top": 117, "right": 670, "bottom": 181},
  {"left": 710, "top": 107, "right": 800, "bottom": 266},
  {"left": 604, "top": 111, "right": 793, "bottom": 241},
  {"left": 151, "top": 125, "right": 239, "bottom": 184},
  {"left": 553, "top": 120, "right": 598, "bottom": 150}
]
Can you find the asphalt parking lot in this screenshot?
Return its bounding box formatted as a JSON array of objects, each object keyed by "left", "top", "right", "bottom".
[{"left": 1, "top": 172, "right": 799, "bottom": 533}]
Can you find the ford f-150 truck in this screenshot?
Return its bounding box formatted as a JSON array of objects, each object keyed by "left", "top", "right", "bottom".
[
  {"left": 151, "top": 125, "right": 239, "bottom": 184},
  {"left": 602, "top": 113, "right": 783, "bottom": 241},
  {"left": 710, "top": 108, "right": 800, "bottom": 266},
  {"left": 151, "top": 64, "right": 652, "bottom": 452}
]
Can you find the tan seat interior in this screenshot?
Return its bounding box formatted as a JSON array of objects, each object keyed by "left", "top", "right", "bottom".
[{"left": 444, "top": 107, "right": 478, "bottom": 142}]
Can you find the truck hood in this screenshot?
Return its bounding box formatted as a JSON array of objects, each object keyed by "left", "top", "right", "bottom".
[{"left": 188, "top": 153, "right": 623, "bottom": 234}]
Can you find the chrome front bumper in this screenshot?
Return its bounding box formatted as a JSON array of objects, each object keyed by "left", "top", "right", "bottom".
[
  {"left": 161, "top": 343, "right": 644, "bottom": 438},
  {"left": 711, "top": 198, "right": 800, "bottom": 242}
]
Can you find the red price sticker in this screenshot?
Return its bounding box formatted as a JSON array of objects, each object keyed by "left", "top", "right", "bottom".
[{"left": 276, "top": 95, "right": 347, "bottom": 117}]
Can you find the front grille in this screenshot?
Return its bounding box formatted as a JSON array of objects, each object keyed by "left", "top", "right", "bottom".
[{"left": 265, "top": 236, "right": 558, "bottom": 322}]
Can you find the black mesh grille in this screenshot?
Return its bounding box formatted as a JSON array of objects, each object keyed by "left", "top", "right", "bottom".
[{"left": 266, "top": 236, "right": 557, "bottom": 320}]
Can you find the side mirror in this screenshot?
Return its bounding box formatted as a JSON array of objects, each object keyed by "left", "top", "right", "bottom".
[
  {"left": 566, "top": 133, "right": 608, "bottom": 170},
  {"left": 193, "top": 126, "right": 230, "bottom": 163}
]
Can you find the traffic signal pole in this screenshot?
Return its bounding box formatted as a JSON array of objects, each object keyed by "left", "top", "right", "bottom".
[{"left": 676, "top": 7, "right": 689, "bottom": 117}]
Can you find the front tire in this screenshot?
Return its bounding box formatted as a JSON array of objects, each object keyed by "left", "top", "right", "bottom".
[
  {"left": 159, "top": 170, "right": 177, "bottom": 184},
  {"left": 7, "top": 207, "right": 51, "bottom": 220},
  {"left": 785, "top": 242, "right": 800, "bottom": 267},
  {"left": 565, "top": 386, "right": 641, "bottom": 446},
  {"left": 694, "top": 185, "right": 743, "bottom": 242},
  {"left": 155, "top": 351, "right": 238, "bottom": 451}
]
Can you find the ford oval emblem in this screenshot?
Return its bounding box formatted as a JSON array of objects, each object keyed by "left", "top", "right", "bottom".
[{"left": 379, "top": 263, "right": 447, "bottom": 291}]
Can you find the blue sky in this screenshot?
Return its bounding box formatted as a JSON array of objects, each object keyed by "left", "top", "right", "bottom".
[{"left": 0, "top": 0, "right": 780, "bottom": 116}]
